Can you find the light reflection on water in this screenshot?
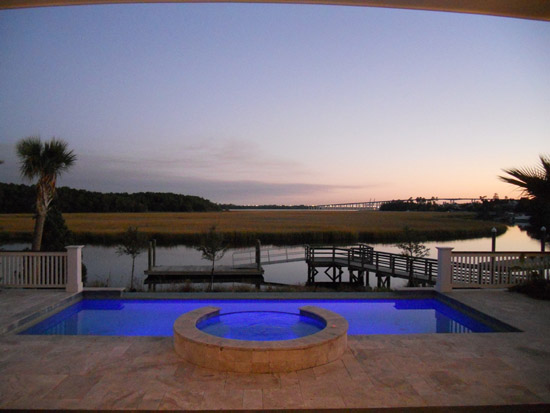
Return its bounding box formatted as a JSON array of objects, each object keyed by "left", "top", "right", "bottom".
[
  {"left": 373, "top": 225, "right": 541, "bottom": 257},
  {"left": 3, "top": 226, "right": 542, "bottom": 289}
]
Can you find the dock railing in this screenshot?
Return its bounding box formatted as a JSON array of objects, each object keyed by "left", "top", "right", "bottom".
[
  {"left": 305, "top": 245, "right": 357, "bottom": 264},
  {"left": 231, "top": 244, "right": 549, "bottom": 290},
  {"left": 232, "top": 246, "right": 307, "bottom": 267},
  {"left": 306, "top": 244, "right": 438, "bottom": 284},
  {"left": 0, "top": 246, "right": 84, "bottom": 292}
]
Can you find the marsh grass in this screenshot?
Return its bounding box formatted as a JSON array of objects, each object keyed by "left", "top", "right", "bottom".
[{"left": 0, "top": 211, "right": 506, "bottom": 246}]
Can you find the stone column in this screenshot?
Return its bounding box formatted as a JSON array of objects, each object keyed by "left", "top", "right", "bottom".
[
  {"left": 66, "top": 245, "right": 84, "bottom": 293},
  {"left": 435, "top": 247, "right": 453, "bottom": 293}
]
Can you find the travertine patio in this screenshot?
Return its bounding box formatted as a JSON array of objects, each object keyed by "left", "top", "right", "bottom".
[{"left": 0, "top": 289, "right": 549, "bottom": 411}]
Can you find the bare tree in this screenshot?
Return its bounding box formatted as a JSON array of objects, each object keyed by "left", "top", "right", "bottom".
[
  {"left": 196, "top": 225, "right": 227, "bottom": 291},
  {"left": 116, "top": 226, "right": 147, "bottom": 291},
  {"left": 396, "top": 226, "right": 430, "bottom": 287}
]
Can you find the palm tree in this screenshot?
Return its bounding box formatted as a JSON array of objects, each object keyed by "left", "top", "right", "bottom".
[
  {"left": 16, "top": 136, "right": 76, "bottom": 251},
  {"left": 499, "top": 155, "right": 550, "bottom": 226}
]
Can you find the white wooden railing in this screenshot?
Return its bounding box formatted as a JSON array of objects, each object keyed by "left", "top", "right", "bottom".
[
  {"left": 0, "top": 251, "right": 67, "bottom": 288},
  {"left": 450, "top": 251, "right": 550, "bottom": 288},
  {"left": 0, "top": 246, "right": 84, "bottom": 292}
]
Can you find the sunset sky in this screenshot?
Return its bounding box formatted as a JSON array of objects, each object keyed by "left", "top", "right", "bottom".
[{"left": 0, "top": 4, "right": 548, "bottom": 205}]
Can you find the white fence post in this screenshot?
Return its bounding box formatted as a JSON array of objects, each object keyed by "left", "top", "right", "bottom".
[
  {"left": 66, "top": 245, "right": 84, "bottom": 293},
  {"left": 436, "top": 247, "right": 454, "bottom": 293}
]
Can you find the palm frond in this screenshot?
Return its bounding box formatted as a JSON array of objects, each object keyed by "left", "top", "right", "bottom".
[
  {"left": 540, "top": 155, "right": 550, "bottom": 179},
  {"left": 43, "top": 138, "right": 77, "bottom": 178},
  {"left": 499, "top": 154, "right": 550, "bottom": 199},
  {"left": 16, "top": 136, "right": 43, "bottom": 180}
]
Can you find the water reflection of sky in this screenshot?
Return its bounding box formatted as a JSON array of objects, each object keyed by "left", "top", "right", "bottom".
[
  {"left": 3, "top": 226, "right": 542, "bottom": 288},
  {"left": 376, "top": 225, "right": 541, "bottom": 257}
]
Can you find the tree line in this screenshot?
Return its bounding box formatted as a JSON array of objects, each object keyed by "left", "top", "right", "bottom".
[
  {"left": 379, "top": 155, "right": 550, "bottom": 229},
  {"left": 379, "top": 196, "right": 535, "bottom": 221},
  {"left": 0, "top": 182, "right": 221, "bottom": 213}
]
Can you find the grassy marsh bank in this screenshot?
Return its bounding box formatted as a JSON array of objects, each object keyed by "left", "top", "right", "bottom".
[{"left": 0, "top": 211, "right": 507, "bottom": 246}]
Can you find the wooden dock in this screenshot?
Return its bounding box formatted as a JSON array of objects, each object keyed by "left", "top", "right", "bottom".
[
  {"left": 306, "top": 245, "right": 438, "bottom": 288},
  {"left": 143, "top": 240, "right": 264, "bottom": 291},
  {"left": 143, "top": 265, "right": 264, "bottom": 291},
  {"left": 143, "top": 240, "right": 438, "bottom": 290}
]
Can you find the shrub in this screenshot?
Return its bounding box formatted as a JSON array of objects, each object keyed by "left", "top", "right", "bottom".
[{"left": 509, "top": 273, "right": 550, "bottom": 300}]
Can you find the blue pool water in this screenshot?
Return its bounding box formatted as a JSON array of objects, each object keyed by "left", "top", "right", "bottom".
[
  {"left": 21, "top": 298, "right": 498, "bottom": 336},
  {"left": 197, "top": 311, "right": 326, "bottom": 340}
]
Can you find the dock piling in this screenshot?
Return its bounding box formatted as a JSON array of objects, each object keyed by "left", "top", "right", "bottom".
[
  {"left": 147, "top": 241, "right": 153, "bottom": 271},
  {"left": 255, "top": 240, "right": 261, "bottom": 271},
  {"left": 152, "top": 239, "right": 157, "bottom": 267}
]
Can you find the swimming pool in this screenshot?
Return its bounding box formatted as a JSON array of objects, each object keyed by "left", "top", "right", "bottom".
[{"left": 20, "top": 297, "right": 513, "bottom": 336}]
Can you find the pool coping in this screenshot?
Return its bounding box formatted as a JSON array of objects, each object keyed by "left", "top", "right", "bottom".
[
  {"left": 435, "top": 291, "right": 521, "bottom": 333},
  {"left": 173, "top": 305, "right": 348, "bottom": 373},
  {"left": 0, "top": 291, "right": 81, "bottom": 336}
]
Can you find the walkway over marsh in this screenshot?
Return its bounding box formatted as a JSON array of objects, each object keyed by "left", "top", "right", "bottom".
[
  {"left": 231, "top": 244, "right": 550, "bottom": 289},
  {"left": 305, "top": 245, "right": 437, "bottom": 288},
  {"left": 232, "top": 244, "right": 438, "bottom": 288}
]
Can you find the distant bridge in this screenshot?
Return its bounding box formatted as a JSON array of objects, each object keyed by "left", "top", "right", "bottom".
[{"left": 312, "top": 198, "right": 483, "bottom": 211}]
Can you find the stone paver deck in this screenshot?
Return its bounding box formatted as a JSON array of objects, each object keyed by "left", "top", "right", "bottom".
[{"left": 0, "top": 289, "right": 549, "bottom": 411}]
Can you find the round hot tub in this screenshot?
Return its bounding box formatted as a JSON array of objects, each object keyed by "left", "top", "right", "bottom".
[{"left": 173, "top": 305, "right": 348, "bottom": 373}]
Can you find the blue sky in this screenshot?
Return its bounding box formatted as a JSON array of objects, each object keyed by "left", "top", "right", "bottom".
[{"left": 0, "top": 4, "right": 548, "bottom": 204}]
